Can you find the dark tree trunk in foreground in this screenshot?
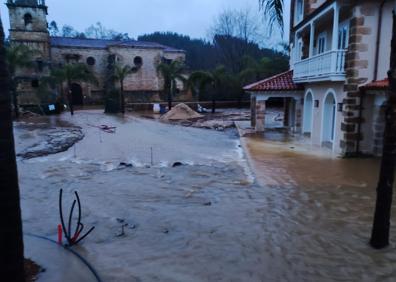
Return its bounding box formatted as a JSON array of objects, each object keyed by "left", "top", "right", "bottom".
[
  {"left": 168, "top": 81, "right": 173, "bottom": 111},
  {"left": 370, "top": 12, "right": 396, "bottom": 249},
  {"left": 11, "top": 85, "right": 19, "bottom": 119},
  {"left": 0, "top": 19, "right": 25, "bottom": 281}
]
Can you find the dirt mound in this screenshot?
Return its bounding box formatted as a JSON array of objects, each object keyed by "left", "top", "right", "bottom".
[{"left": 160, "top": 103, "right": 203, "bottom": 120}]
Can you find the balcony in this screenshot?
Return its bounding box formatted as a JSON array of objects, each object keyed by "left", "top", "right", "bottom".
[
  {"left": 291, "top": 1, "right": 351, "bottom": 83},
  {"left": 293, "top": 50, "right": 346, "bottom": 82}
]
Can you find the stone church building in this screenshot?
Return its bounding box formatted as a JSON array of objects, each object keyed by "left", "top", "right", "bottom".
[{"left": 7, "top": 0, "right": 187, "bottom": 106}]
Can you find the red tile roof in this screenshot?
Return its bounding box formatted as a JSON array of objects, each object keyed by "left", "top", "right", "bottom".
[
  {"left": 243, "top": 70, "right": 303, "bottom": 92},
  {"left": 361, "top": 78, "right": 389, "bottom": 90}
]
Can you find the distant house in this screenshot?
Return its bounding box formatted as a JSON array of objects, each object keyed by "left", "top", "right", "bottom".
[
  {"left": 6, "top": 0, "right": 188, "bottom": 106},
  {"left": 245, "top": 0, "right": 394, "bottom": 157}
]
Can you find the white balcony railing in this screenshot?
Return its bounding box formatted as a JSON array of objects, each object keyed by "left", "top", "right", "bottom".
[{"left": 293, "top": 50, "right": 346, "bottom": 82}]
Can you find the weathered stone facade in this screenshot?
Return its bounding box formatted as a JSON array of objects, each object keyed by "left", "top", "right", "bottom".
[
  {"left": 7, "top": 0, "right": 187, "bottom": 106},
  {"left": 341, "top": 2, "right": 376, "bottom": 155},
  {"left": 255, "top": 100, "right": 266, "bottom": 132}
]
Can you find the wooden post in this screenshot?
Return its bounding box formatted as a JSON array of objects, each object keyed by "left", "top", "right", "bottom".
[{"left": 370, "top": 11, "right": 396, "bottom": 249}]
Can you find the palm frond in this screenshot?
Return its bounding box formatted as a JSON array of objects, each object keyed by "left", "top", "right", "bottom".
[{"left": 259, "top": 0, "right": 284, "bottom": 34}]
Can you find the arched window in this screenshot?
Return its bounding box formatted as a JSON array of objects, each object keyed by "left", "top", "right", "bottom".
[
  {"left": 134, "top": 56, "right": 143, "bottom": 67},
  {"left": 24, "top": 13, "right": 33, "bottom": 26},
  {"left": 322, "top": 91, "right": 337, "bottom": 144},
  {"left": 86, "top": 57, "right": 96, "bottom": 66},
  {"left": 31, "top": 79, "right": 39, "bottom": 88}
]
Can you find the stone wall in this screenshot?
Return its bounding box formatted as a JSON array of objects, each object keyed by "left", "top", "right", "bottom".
[
  {"left": 8, "top": 5, "right": 48, "bottom": 32},
  {"left": 109, "top": 46, "right": 163, "bottom": 92},
  {"left": 340, "top": 2, "right": 377, "bottom": 155},
  {"left": 51, "top": 46, "right": 109, "bottom": 91},
  {"left": 50, "top": 45, "right": 187, "bottom": 105}
]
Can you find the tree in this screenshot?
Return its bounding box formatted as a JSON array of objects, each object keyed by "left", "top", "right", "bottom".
[
  {"left": 188, "top": 71, "right": 213, "bottom": 102},
  {"left": 259, "top": 0, "right": 284, "bottom": 33},
  {"left": 0, "top": 17, "right": 25, "bottom": 282},
  {"left": 85, "top": 22, "right": 130, "bottom": 40},
  {"left": 113, "top": 64, "right": 137, "bottom": 114},
  {"left": 48, "top": 20, "right": 59, "bottom": 36},
  {"left": 210, "top": 8, "right": 263, "bottom": 44},
  {"left": 61, "top": 25, "right": 78, "bottom": 37},
  {"left": 370, "top": 12, "right": 396, "bottom": 249},
  {"left": 47, "top": 63, "right": 97, "bottom": 115},
  {"left": 5, "top": 44, "right": 36, "bottom": 119},
  {"left": 157, "top": 60, "right": 186, "bottom": 110},
  {"left": 189, "top": 66, "right": 227, "bottom": 113},
  {"left": 209, "top": 66, "right": 227, "bottom": 113}
]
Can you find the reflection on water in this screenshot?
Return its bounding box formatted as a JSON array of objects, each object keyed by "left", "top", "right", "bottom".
[{"left": 244, "top": 131, "right": 396, "bottom": 282}]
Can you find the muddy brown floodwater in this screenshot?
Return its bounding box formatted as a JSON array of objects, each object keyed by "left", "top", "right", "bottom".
[
  {"left": 242, "top": 133, "right": 396, "bottom": 282},
  {"left": 14, "top": 110, "right": 396, "bottom": 282}
]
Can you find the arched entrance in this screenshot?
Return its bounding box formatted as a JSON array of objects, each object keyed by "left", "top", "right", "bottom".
[
  {"left": 322, "top": 92, "right": 336, "bottom": 144},
  {"left": 303, "top": 91, "right": 313, "bottom": 134},
  {"left": 71, "top": 83, "right": 83, "bottom": 105}
]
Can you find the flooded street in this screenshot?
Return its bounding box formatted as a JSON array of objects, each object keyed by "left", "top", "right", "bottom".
[
  {"left": 14, "top": 110, "right": 396, "bottom": 281},
  {"left": 242, "top": 133, "right": 396, "bottom": 282}
]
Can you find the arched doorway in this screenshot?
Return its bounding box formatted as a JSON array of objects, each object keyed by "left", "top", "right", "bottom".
[
  {"left": 71, "top": 83, "right": 83, "bottom": 105},
  {"left": 303, "top": 91, "right": 313, "bottom": 134},
  {"left": 322, "top": 92, "right": 336, "bottom": 144}
]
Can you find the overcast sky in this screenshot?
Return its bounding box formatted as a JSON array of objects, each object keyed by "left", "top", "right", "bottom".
[{"left": 0, "top": 0, "right": 290, "bottom": 48}]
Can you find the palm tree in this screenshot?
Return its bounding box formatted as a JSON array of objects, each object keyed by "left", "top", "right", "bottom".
[
  {"left": 189, "top": 66, "right": 227, "bottom": 114},
  {"left": 259, "top": 0, "right": 284, "bottom": 33},
  {"left": 0, "top": 18, "right": 25, "bottom": 282},
  {"left": 5, "top": 44, "right": 36, "bottom": 119},
  {"left": 47, "top": 63, "right": 97, "bottom": 115},
  {"left": 113, "top": 64, "right": 136, "bottom": 114},
  {"left": 209, "top": 66, "right": 227, "bottom": 113},
  {"left": 188, "top": 70, "right": 213, "bottom": 102},
  {"left": 157, "top": 60, "right": 186, "bottom": 110}
]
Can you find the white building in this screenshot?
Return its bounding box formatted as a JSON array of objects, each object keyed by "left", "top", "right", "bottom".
[{"left": 245, "top": 0, "right": 395, "bottom": 157}]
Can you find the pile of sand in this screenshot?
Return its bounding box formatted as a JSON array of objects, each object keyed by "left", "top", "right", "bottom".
[{"left": 160, "top": 103, "right": 203, "bottom": 120}]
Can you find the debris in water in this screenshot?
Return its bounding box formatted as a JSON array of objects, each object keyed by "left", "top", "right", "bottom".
[
  {"left": 119, "top": 162, "right": 133, "bottom": 168},
  {"left": 88, "top": 124, "right": 117, "bottom": 134},
  {"left": 162, "top": 228, "right": 169, "bottom": 234},
  {"left": 172, "top": 162, "right": 184, "bottom": 167},
  {"left": 116, "top": 223, "right": 129, "bottom": 237}
]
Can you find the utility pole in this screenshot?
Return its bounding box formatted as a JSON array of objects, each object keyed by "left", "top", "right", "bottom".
[{"left": 370, "top": 11, "right": 396, "bottom": 249}]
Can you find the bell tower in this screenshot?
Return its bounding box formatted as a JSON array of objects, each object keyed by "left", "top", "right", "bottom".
[{"left": 7, "top": 0, "right": 50, "bottom": 59}]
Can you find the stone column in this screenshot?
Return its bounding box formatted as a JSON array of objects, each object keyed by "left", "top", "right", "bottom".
[
  {"left": 255, "top": 100, "right": 266, "bottom": 132},
  {"left": 332, "top": 2, "right": 340, "bottom": 51},
  {"left": 309, "top": 22, "right": 315, "bottom": 57},
  {"left": 340, "top": 4, "right": 372, "bottom": 156},
  {"left": 284, "top": 98, "right": 290, "bottom": 127},
  {"left": 294, "top": 98, "right": 303, "bottom": 133}
]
